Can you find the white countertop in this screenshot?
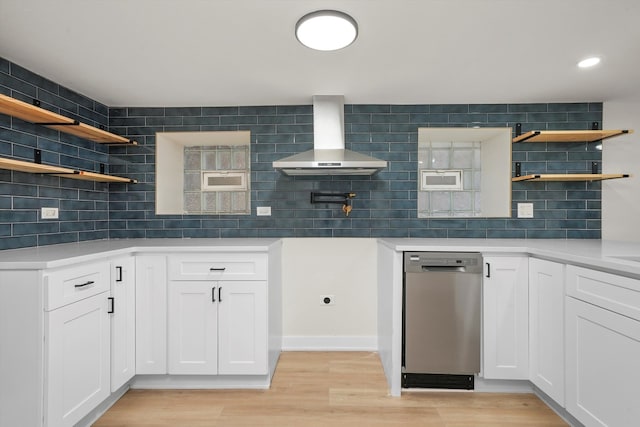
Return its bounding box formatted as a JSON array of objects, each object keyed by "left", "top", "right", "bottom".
[
  {"left": 380, "top": 238, "right": 640, "bottom": 277},
  {"left": 0, "top": 238, "right": 280, "bottom": 269},
  {"left": 1, "top": 238, "right": 639, "bottom": 277}
]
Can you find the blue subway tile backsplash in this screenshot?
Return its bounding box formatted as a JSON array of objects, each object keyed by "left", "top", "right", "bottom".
[{"left": 0, "top": 57, "right": 608, "bottom": 249}]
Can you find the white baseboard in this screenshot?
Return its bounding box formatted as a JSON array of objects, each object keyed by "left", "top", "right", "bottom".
[
  {"left": 76, "top": 383, "right": 130, "bottom": 427},
  {"left": 131, "top": 374, "right": 271, "bottom": 389},
  {"left": 282, "top": 335, "right": 378, "bottom": 351},
  {"left": 532, "top": 384, "right": 584, "bottom": 427},
  {"left": 473, "top": 377, "right": 533, "bottom": 393}
]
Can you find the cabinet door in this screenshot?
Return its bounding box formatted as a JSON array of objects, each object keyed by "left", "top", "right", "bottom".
[
  {"left": 566, "top": 297, "right": 640, "bottom": 427},
  {"left": 529, "top": 258, "right": 565, "bottom": 405},
  {"left": 218, "top": 281, "right": 268, "bottom": 375},
  {"left": 168, "top": 281, "right": 219, "bottom": 375},
  {"left": 483, "top": 256, "right": 529, "bottom": 379},
  {"left": 110, "top": 256, "right": 136, "bottom": 392},
  {"left": 135, "top": 255, "right": 167, "bottom": 374},
  {"left": 46, "top": 292, "right": 110, "bottom": 427}
]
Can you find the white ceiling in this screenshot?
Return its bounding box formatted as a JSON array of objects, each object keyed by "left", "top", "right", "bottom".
[{"left": 1, "top": 0, "right": 639, "bottom": 107}]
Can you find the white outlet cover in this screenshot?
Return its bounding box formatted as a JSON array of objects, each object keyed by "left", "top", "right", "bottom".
[
  {"left": 256, "top": 206, "right": 271, "bottom": 216},
  {"left": 517, "top": 203, "right": 534, "bottom": 218},
  {"left": 41, "top": 207, "right": 59, "bottom": 219}
]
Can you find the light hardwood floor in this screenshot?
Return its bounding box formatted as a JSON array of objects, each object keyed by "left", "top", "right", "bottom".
[{"left": 93, "top": 352, "right": 567, "bottom": 426}]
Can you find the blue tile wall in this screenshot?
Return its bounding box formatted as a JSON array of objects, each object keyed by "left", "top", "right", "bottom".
[
  {"left": 0, "top": 58, "right": 605, "bottom": 249},
  {"left": 108, "top": 102, "right": 603, "bottom": 240},
  {"left": 0, "top": 58, "right": 111, "bottom": 250}
]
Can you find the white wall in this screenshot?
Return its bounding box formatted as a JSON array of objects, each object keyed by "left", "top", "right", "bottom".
[
  {"left": 281, "top": 238, "right": 378, "bottom": 350},
  {"left": 603, "top": 101, "right": 640, "bottom": 241}
]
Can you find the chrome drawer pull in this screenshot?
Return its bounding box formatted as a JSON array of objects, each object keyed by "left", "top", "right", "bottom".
[
  {"left": 209, "top": 267, "right": 226, "bottom": 271},
  {"left": 74, "top": 280, "right": 95, "bottom": 288}
]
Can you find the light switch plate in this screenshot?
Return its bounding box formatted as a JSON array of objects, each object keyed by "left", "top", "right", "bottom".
[{"left": 517, "top": 203, "right": 534, "bottom": 218}]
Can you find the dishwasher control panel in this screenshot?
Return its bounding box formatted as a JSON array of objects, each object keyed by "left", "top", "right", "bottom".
[{"left": 404, "top": 252, "right": 482, "bottom": 274}]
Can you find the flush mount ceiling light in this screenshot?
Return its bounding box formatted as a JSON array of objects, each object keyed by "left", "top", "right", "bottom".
[
  {"left": 295, "top": 10, "right": 358, "bottom": 51},
  {"left": 578, "top": 56, "right": 601, "bottom": 68}
]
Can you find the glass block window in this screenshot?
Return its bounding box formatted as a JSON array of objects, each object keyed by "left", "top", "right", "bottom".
[
  {"left": 417, "top": 140, "right": 482, "bottom": 218},
  {"left": 183, "top": 144, "right": 251, "bottom": 215}
]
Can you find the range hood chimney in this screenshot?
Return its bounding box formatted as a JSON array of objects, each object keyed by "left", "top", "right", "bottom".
[{"left": 272, "top": 95, "right": 387, "bottom": 176}]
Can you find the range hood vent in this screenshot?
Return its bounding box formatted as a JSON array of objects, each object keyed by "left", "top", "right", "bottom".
[{"left": 272, "top": 95, "right": 387, "bottom": 176}]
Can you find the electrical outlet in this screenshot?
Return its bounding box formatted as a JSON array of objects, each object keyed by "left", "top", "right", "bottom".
[
  {"left": 256, "top": 206, "right": 271, "bottom": 216},
  {"left": 41, "top": 207, "right": 59, "bottom": 219},
  {"left": 517, "top": 203, "right": 534, "bottom": 218},
  {"left": 320, "top": 294, "right": 335, "bottom": 306}
]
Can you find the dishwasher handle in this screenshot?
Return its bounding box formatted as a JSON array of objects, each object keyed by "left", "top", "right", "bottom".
[{"left": 420, "top": 265, "right": 467, "bottom": 272}]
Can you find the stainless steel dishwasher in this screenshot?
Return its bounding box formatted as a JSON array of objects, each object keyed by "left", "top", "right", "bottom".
[{"left": 402, "top": 251, "right": 482, "bottom": 390}]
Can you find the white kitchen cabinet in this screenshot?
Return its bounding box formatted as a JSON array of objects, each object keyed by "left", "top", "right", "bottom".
[
  {"left": 135, "top": 255, "right": 168, "bottom": 374},
  {"left": 565, "top": 266, "right": 640, "bottom": 427},
  {"left": 168, "top": 253, "right": 268, "bottom": 376},
  {"left": 110, "top": 256, "right": 136, "bottom": 391},
  {"left": 44, "top": 261, "right": 111, "bottom": 427},
  {"left": 218, "top": 280, "right": 268, "bottom": 375},
  {"left": 0, "top": 240, "right": 281, "bottom": 425},
  {"left": 0, "top": 260, "right": 112, "bottom": 427},
  {"left": 565, "top": 297, "right": 640, "bottom": 427},
  {"left": 528, "top": 258, "right": 565, "bottom": 405},
  {"left": 168, "top": 281, "right": 219, "bottom": 374},
  {"left": 0, "top": 270, "right": 43, "bottom": 427},
  {"left": 482, "top": 255, "right": 529, "bottom": 379},
  {"left": 46, "top": 291, "right": 111, "bottom": 427}
]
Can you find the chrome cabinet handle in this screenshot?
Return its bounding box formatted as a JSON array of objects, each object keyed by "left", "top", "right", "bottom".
[
  {"left": 108, "top": 297, "right": 115, "bottom": 314},
  {"left": 485, "top": 263, "right": 491, "bottom": 278},
  {"left": 209, "top": 267, "right": 226, "bottom": 271},
  {"left": 219, "top": 287, "right": 222, "bottom": 302},
  {"left": 74, "top": 280, "right": 95, "bottom": 288},
  {"left": 212, "top": 286, "right": 216, "bottom": 302},
  {"left": 116, "top": 266, "right": 123, "bottom": 282}
]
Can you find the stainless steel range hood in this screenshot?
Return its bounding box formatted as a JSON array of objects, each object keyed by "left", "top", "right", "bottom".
[{"left": 272, "top": 95, "right": 387, "bottom": 176}]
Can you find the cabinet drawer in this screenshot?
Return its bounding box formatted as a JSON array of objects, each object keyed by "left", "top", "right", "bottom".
[
  {"left": 566, "top": 265, "right": 640, "bottom": 321},
  {"left": 45, "top": 262, "right": 110, "bottom": 310},
  {"left": 168, "top": 253, "right": 267, "bottom": 281}
]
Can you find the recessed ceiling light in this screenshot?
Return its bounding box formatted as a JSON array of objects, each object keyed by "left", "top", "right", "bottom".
[
  {"left": 578, "top": 57, "right": 601, "bottom": 68},
  {"left": 295, "top": 10, "right": 358, "bottom": 51}
]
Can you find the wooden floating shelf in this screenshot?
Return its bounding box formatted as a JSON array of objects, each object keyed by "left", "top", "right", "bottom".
[
  {"left": 513, "top": 129, "right": 632, "bottom": 143},
  {"left": 0, "top": 157, "right": 137, "bottom": 183},
  {"left": 513, "top": 173, "right": 630, "bottom": 182},
  {"left": 53, "top": 170, "right": 137, "bottom": 183},
  {"left": 0, "top": 93, "right": 136, "bottom": 145}
]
